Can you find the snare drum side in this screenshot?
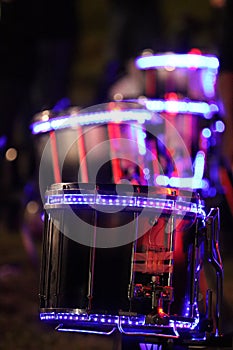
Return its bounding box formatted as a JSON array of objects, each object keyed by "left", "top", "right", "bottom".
[{"left": 39, "top": 209, "right": 91, "bottom": 311}]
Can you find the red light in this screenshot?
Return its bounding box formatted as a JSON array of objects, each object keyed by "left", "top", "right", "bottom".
[
  {"left": 164, "top": 92, "right": 178, "bottom": 117},
  {"left": 164, "top": 92, "right": 178, "bottom": 101},
  {"left": 188, "top": 48, "right": 202, "bottom": 55},
  {"left": 107, "top": 101, "right": 121, "bottom": 111}
]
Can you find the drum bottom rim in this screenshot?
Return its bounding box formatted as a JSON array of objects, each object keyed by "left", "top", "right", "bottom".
[{"left": 39, "top": 309, "right": 199, "bottom": 331}]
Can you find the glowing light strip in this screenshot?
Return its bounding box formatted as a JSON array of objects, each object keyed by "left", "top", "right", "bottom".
[
  {"left": 145, "top": 100, "right": 219, "bottom": 118},
  {"left": 136, "top": 54, "right": 219, "bottom": 70},
  {"left": 57, "top": 326, "right": 117, "bottom": 336},
  {"left": 40, "top": 312, "right": 199, "bottom": 332},
  {"left": 118, "top": 322, "right": 179, "bottom": 339},
  {"left": 155, "top": 150, "right": 206, "bottom": 190},
  {"left": 201, "top": 69, "right": 216, "bottom": 98},
  {"left": 45, "top": 193, "right": 202, "bottom": 215},
  {"left": 156, "top": 175, "right": 208, "bottom": 189},
  {"left": 31, "top": 110, "right": 152, "bottom": 135},
  {"left": 193, "top": 151, "right": 205, "bottom": 179}
]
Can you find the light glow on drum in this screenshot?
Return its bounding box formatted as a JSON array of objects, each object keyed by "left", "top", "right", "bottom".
[
  {"left": 31, "top": 109, "right": 152, "bottom": 135},
  {"left": 145, "top": 100, "right": 219, "bottom": 118},
  {"left": 135, "top": 54, "right": 219, "bottom": 70}
]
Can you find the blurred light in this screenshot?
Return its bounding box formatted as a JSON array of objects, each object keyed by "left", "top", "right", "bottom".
[
  {"left": 201, "top": 69, "right": 217, "bottom": 98},
  {"left": 210, "top": 0, "right": 226, "bottom": 8},
  {"left": 136, "top": 53, "right": 219, "bottom": 70},
  {"left": 208, "top": 187, "right": 217, "bottom": 197},
  {"left": 141, "top": 48, "right": 154, "bottom": 56},
  {"left": 188, "top": 48, "right": 202, "bottom": 55},
  {"left": 155, "top": 175, "right": 169, "bottom": 187},
  {"left": 164, "top": 66, "right": 175, "bottom": 72},
  {"left": 145, "top": 99, "right": 218, "bottom": 117},
  {"left": 31, "top": 109, "right": 152, "bottom": 134},
  {"left": 5, "top": 147, "right": 17, "bottom": 161},
  {"left": 193, "top": 151, "right": 205, "bottom": 179},
  {"left": 0, "top": 135, "right": 7, "bottom": 149},
  {"left": 155, "top": 175, "right": 206, "bottom": 189},
  {"left": 202, "top": 128, "right": 212, "bottom": 138},
  {"left": 143, "top": 168, "right": 150, "bottom": 175},
  {"left": 201, "top": 179, "right": 210, "bottom": 190},
  {"left": 113, "top": 93, "right": 123, "bottom": 101},
  {"left": 26, "top": 201, "right": 40, "bottom": 215},
  {"left": 52, "top": 97, "right": 70, "bottom": 112},
  {"left": 215, "top": 120, "right": 225, "bottom": 133},
  {"left": 41, "top": 110, "right": 50, "bottom": 121},
  {"left": 136, "top": 125, "right": 146, "bottom": 155}
]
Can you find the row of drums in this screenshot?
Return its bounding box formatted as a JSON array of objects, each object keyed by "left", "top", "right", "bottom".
[
  {"left": 32, "top": 51, "right": 222, "bottom": 195},
  {"left": 31, "top": 100, "right": 219, "bottom": 197},
  {"left": 32, "top": 53, "right": 224, "bottom": 341}
]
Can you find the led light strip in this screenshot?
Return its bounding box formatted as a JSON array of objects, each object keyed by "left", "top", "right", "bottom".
[
  {"left": 31, "top": 109, "right": 152, "bottom": 135},
  {"left": 144, "top": 100, "right": 219, "bottom": 118},
  {"left": 135, "top": 54, "right": 219, "bottom": 70},
  {"left": 40, "top": 312, "right": 199, "bottom": 331},
  {"left": 45, "top": 193, "right": 202, "bottom": 215}
]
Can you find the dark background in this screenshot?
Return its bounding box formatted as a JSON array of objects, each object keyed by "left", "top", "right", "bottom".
[{"left": 0, "top": 1, "right": 232, "bottom": 349}]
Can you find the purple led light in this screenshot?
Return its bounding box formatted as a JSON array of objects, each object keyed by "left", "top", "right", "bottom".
[
  {"left": 45, "top": 193, "right": 204, "bottom": 216},
  {"left": 145, "top": 100, "right": 219, "bottom": 118},
  {"left": 215, "top": 120, "right": 225, "bottom": 133},
  {"left": 40, "top": 311, "right": 200, "bottom": 333},
  {"left": 63, "top": 194, "right": 95, "bottom": 205},
  {"left": 31, "top": 109, "right": 152, "bottom": 135}
]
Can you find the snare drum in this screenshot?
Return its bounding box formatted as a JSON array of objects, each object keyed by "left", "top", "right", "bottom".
[
  {"left": 135, "top": 52, "right": 219, "bottom": 101},
  {"left": 31, "top": 102, "right": 157, "bottom": 192},
  {"left": 39, "top": 182, "right": 207, "bottom": 336},
  {"left": 31, "top": 101, "right": 202, "bottom": 199}
]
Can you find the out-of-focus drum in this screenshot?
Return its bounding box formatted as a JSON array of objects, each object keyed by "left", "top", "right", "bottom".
[
  {"left": 31, "top": 101, "right": 207, "bottom": 196},
  {"left": 39, "top": 182, "right": 207, "bottom": 337},
  {"left": 31, "top": 102, "right": 159, "bottom": 192},
  {"left": 135, "top": 51, "right": 219, "bottom": 101}
]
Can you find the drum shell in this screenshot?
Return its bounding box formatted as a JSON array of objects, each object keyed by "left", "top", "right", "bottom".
[
  {"left": 40, "top": 183, "right": 203, "bottom": 317},
  {"left": 40, "top": 209, "right": 133, "bottom": 313}
]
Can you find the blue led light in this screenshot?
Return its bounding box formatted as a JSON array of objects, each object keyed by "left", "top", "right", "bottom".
[
  {"left": 45, "top": 191, "right": 206, "bottom": 217},
  {"left": 202, "top": 128, "right": 212, "bottom": 138},
  {"left": 135, "top": 54, "right": 219, "bottom": 70},
  {"left": 40, "top": 311, "right": 200, "bottom": 335},
  {"left": 215, "top": 120, "right": 225, "bottom": 133}
]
